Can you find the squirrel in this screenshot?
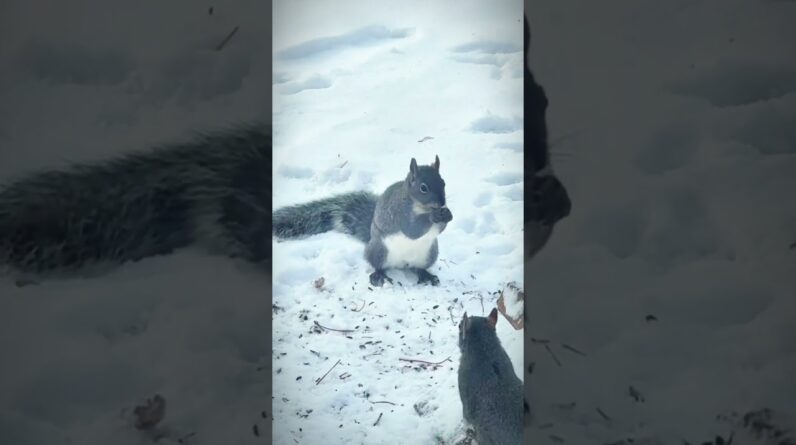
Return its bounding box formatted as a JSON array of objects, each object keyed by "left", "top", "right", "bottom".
[
  {"left": 0, "top": 124, "right": 272, "bottom": 280},
  {"left": 273, "top": 156, "right": 452, "bottom": 287},
  {"left": 523, "top": 14, "right": 572, "bottom": 260},
  {"left": 458, "top": 308, "right": 523, "bottom": 445}
]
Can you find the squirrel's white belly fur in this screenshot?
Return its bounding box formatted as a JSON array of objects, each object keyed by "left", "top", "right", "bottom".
[{"left": 382, "top": 224, "right": 441, "bottom": 268}]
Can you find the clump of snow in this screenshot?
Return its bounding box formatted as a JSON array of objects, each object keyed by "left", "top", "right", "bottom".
[{"left": 497, "top": 281, "right": 525, "bottom": 330}]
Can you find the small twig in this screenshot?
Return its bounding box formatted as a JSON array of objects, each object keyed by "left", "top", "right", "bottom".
[
  {"left": 215, "top": 25, "right": 240, "bottom": 51},
  {"left": 596, "top": 407, "right": 611, "bottom": 421},
  {"left": 531, "top": 337, "right": 551, "bottom": 344},
  {"left": 561, "top": 343, "right": 586, "bottom": 356},
  {"left": 315, "top": 359, "right": 341, "bottom": 385},
  {"left": 15, "top": 278, "right": 38, "bottom": 287},
  {"left": 178, "top": 431, "right": 197, "bottom": 443},
  {"left": 351, "top": 299, "right": 367, "bottom": 312},
  {"left": 339, "top": 160, "right": 349, "bottom": 168},
  {"left": 314, "top": 321, "right": 354, "bottom": 334},
  {"left": 553, "top": 401, "right": 576, "bottom": 410},
  {"left": 398, "top": 356, "right": 451, "bottom": 366},
  {"left": 370, "top": 400, "right": 397, "bottom": 406},
  {"left": 544, "top": 344, "right": 562, "bottom": 367},
  {"left": 373, "top": 412, "right": 383, "bottom": 426}
]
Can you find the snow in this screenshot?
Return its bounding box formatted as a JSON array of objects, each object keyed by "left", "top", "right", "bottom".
[
  {"left": 525, "top": 0, "right": 796, "bottom": 443},
  {"left": 1, "top": 1, "right": 275, "bottom": 444},
  {"left": 272, "top": 1, "right": 524, "bottom": 443},
  {"left": 0, "top": 0, "right": 793, "bottom": 444}
]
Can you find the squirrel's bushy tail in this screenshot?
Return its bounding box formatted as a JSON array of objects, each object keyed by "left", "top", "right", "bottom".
[
  {"left": 273, "top": 192, "right": 377, "bottom": 243},
  {"left": 0, "top": 124, "right": 272, "bottom": 277}
]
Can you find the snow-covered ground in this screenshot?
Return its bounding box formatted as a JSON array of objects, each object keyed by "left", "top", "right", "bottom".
[
  {"left": 525, "top": 0, "right": 796, "bottom": 443},
  {"left": 272, "top": 1, "right": 524, "bottom": 444},
  {"left": 1, "top": 0, "right": 794, "bottom": 444},
  {"left": 1, "top": 1, "right": 274, "bottom": 444}
]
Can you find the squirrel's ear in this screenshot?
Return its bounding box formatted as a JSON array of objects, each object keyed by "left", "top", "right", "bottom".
[
  {"left": 459, "top": 313, "right": 468, "bottom": 338},
  {"left": 410, "top": 158, "right": 418, "bottom": 178},
  {"left": 487, "top": 308, "right": 498, "bottom": 329},
  {"left": 433, "top": 155, "right": 440, "bottom": 170}
]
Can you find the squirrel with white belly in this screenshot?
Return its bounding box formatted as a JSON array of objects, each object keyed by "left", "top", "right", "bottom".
[{"left": 273, "top": 156, "right": 452, "bottom": 287}]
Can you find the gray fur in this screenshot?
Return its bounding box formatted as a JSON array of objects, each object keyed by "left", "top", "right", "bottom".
[
  {"left": 366, "top": 161, "right": 451, "bottom": 286},
  {"left": 458, "top": 309, "right": 523, "bottom": 445},
  {"left": 272, "top": 191, "right": 377, "bottom": 243},
  {"left": 0, "top": 124, "right": 272, "bottom": 277},
  {"left": 273, "top": 156, "right": 450, "bottom": 287},
  {"left": 365, "top": 181, "right": 446, "bottom": 269}
]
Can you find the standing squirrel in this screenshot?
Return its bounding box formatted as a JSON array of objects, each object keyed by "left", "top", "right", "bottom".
[
  {"left": 458, "top": 308, "right": 523, "bottom": 445},
  {"left": 523, "top": 14, "right": 572, "bottom": 260},
  {"left": 273, "top": 156, "right": 452, "bottom": 287},
  {"left": 0, "top": 124, "right": 272, "bottom": 280}
]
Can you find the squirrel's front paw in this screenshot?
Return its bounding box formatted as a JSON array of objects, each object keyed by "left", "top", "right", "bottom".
[
  {"left": 369, "top": 270, "right": 393, "bottom": 287},
  {"left": 528, "top": 175, "right": 570, "bottom": 226},
  {"left": 415, "top": 269, "right": 440, "bottom": 286},
  {"left": 432, "top": 207, "right": 453, "bottom": 223}
]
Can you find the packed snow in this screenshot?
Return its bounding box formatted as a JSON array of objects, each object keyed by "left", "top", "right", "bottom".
[{"left": 0, "top": 0, "right": 794, "bottom": 444}]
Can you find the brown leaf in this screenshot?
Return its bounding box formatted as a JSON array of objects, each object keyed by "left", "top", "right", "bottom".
[{"left": 497, "top": 282, "right": 524, "bottom": 330}]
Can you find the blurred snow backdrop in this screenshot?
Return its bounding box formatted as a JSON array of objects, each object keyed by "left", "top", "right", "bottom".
[
  {"left": 0, "top": 0, "right": 793, "bottom": 444},
  {"left": 1, "top": 1, "right": 274, "bottom": 444},
  {"left": 525, "top": 0, "right": 796, "bottom": 444},
  {"left": 272, "top": 1, "right": 524, "bottom": 444}
]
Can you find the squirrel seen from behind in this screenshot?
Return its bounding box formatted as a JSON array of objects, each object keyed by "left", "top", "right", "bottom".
[
  {"left": 273, "top": 156, "right": 453, "bottom": 287},
  {"left": 458, "top": 307, "right": 523, "bottom": 445}
]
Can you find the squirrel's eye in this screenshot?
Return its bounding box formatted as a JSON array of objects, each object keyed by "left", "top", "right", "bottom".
[{"left": 420, "top": 183, "right": 428, "bottom": 193}]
